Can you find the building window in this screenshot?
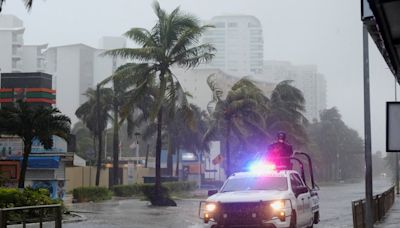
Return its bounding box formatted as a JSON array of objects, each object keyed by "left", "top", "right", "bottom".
[
  {"left": 228, "top": 22, "right": 238, "bottom": 28},
  {"left": 248, "top": 22, "right": 259, "bottom": 28},
  {"left": 214, "top": 22, "right": 225, "bottom": 28}
]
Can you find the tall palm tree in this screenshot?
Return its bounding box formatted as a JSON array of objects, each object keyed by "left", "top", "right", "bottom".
[
  {"left": 76, "top": 87, "right": 112, "bottom": 186},
  {"left": 105, "top": 1, "right": 214, "bottom": 205},
  {"left": 0, "top": 0, "right": 32, "bottom": 12},
  {"left": 204, "top": 77, "right": 269, "bottom": 176},
  {"left": 71, "top": 122, "right": 94, "bottom": 163},
  {"left": 101, "top": 63, "right": 156, "bottom": 186},
  {"left": 0, "top": 101, "right": 70, "bottom": 188},
  {"left": 267, "top": 80, "right": 308, "bottom": 147},
  {"left": 166, "top": 103, "right": 209, "bottom": 177}
]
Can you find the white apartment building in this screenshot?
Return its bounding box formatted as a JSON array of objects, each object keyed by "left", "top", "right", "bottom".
[
  {"left": 22, "top": 44, "right": 47, "bottom": 72},
  {"left": 45, "top": 37, "right": 126, "bottom": 123},
  {"left": 94, "top": 37, "right": 126, "bottom": 83},
  {"left": 201, "top": 15, "right": 264, "bottom": 76},
  {"left": 262, "top": 60, "right": 327, "bottom": 121},
  {"left": 45, "top": 44, "right": 96, "bottom": 123},
  {"left": 0, "top": 15, "right": 24, "bottom": 73}
]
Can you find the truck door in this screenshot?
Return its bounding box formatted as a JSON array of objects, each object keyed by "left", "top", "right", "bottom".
[{"left": 290, "top": 173, "right": 312, "bottom": 227}]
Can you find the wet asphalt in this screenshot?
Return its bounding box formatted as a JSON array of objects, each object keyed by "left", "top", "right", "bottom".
[{"left": 63, "top": 178, "right": 392, "bottom": 228}]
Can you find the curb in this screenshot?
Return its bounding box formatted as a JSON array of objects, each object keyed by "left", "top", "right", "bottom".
[{"left": 62, "top": 212, "right": 87, "bottom": 224}]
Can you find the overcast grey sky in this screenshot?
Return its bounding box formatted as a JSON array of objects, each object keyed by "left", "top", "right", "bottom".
[{"left": 1, "top": 0, "right": 396, "bottom": 153}]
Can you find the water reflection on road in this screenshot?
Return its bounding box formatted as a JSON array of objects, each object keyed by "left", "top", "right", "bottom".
[{"left": 64, "top": 178, "right": 392, "bottom": 228}]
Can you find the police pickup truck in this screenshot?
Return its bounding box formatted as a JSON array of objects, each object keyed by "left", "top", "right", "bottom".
[{"left": 199, "top": 153, "right": 320, "bottom": 228}]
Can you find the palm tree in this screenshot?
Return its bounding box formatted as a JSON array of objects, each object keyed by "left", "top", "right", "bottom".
[
  {"left": 71, "top": 122, "right": 95, "bottom": 163},
  {"left": 105, "top": 1, "right": 214, "bottom": 205},
  {"left": 204, "top": 77, "right": 269, "bottom": 176},
  {"left": 267, "top": 80, "right": 308, "bottom": 147},
  {"left": 166, "top": 104, "right": 209, "bottom": 177},
  {"left": 0, "top": 101, "right": 70, "bottom": 188},
  {"left": 76, "top": 87, "right": 112, "bottom": 186},
  {"left": 101, "top": 63, "right": 156, "bottom": 186},
  {"left": 0, "top": 0, "right": 33, "bottom": 12}
]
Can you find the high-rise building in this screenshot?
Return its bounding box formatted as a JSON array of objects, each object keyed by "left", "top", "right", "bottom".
[
  {"left": 0, "top": 15, "right": 24, "bottom": 73},
  {"left": 201, "top": 15, "right": 264, "bottom": 76},
  {"left": 22, "top": 44, "right": 47, "bottom": 72},
  {"left": 262, "top": 60, "right": 327, "bottom": 121},
  {"left": 45, "top": 44, "right": 96, "bottom": 123},
  {"left": 94, "top": 36, "right": 126, "bottom": 83},
  {"left": 45, "top": 37, "right": 126, "bottom": 123}
]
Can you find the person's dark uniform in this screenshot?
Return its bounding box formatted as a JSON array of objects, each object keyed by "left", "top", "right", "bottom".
[{"left": 267, "top": 132, "right": 294, "bottom": 169}]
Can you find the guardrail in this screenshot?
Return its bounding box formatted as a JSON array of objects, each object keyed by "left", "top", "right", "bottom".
[
  {"left": 352, "top": 186, "right": 395, "bottom": 228},
  {"left": 0, "top": 204, "right": 62, "bottom": 228}
]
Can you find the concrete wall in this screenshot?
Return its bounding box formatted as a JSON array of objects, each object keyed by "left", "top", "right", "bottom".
[
  {"left": 65, "top": 166, "right": 156, "bottom": 192},
  {"left": 65, "top": 166, "right": 109, "bottom": 192}
]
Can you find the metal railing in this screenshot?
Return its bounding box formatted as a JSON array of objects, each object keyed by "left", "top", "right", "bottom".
[
  {"left": 352, "top": 186, "right": 395, "bottom": 228},
  {"left": 0, "top": 204, "right": 62, "bottom": 228}
]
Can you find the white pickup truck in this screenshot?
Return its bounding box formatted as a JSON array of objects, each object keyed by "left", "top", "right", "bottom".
[{"left": 199, "top": 158, "right": 320, "bottom": 228}]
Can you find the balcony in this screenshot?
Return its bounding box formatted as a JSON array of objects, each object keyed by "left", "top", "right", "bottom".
[
  {"left": 12, "top": 35, "right": 23, "bottom": 46},
  {"left": 11, "top": 60, "right": 23, "bottom": 72}
]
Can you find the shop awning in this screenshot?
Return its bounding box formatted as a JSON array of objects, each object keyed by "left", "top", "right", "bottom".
[
  {"left": 363, "top": 0, "right": 400, "bottom": 80},
  {"left": 8, "top": 156, "right": 60, "bottom": 168}
]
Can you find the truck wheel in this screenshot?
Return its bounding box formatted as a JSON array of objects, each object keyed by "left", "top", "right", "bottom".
[
  {"left": 313, "top": 211, "right": 320, "bottom": 224},
  {"left": 289, "top": 210, "right": 297, "bottom": 228}
]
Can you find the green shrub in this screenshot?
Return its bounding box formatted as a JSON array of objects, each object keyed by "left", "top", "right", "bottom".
[
  {"left": 111, "top": 181, "right": 197, "bottom": 197},
  {"left": 72, "top": 187, "right": 112, "bottom": 203},
  {"left": 0, "top": 188, "right": 56, "bottom": 208},
  {"left": 163, "top": 181, "right": 197, "bottom": 193},
  {"left": 112, "top": 184, "right": 142, "bottom": 197},
  {"left": 0, "top": 188, "right": 61, "bottom": 222}
]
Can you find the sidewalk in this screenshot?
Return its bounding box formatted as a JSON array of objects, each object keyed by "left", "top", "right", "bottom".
[{"left": 376, "top": 195, "right": 400, "bottom": 227}]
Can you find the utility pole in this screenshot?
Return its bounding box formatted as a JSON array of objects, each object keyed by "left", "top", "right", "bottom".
[{"left": 363, "top": 24, "right": 373, "bottom": 228}]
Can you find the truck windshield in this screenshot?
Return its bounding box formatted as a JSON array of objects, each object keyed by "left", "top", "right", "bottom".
[{"left": 221, "top": 177, "right": 288, "bottom": 192}]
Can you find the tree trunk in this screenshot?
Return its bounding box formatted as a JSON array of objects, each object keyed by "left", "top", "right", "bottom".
[
  {"left": 92, "top": 136, "right": 97, "bottom": 165},
  {"left": 167, "top": 135, "right": 174, "bottom": 176},
  {"left": 175, "top": 145, "right": 180, "bottom": 177},
  {"left": 18, "top": 141, "right": 32, "bottom": 189},
  {"left": 225, "top": 120, "right": 231, "bottom": 177},
  {"left": 95, "top": 131, "right": 103, "bottom": 186},
  {"left": 145, "top": 144, "right": 150, "bottom": 168},
  {"left": 155, "top": 107, "right": 163, "bottom": 201},
  {"left": 112, "top": 101, "right": 120, "bottom": 186},
  {"left": 95, "top": 84, "right": 103, "bottom": 187}
]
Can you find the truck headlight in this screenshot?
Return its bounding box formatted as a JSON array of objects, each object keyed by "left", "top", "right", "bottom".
[
  {"left": 269, "top": 200, "right": 291, "bottom": 222},
  {"left": 270, "top": 201, "right": 284, "bottom": 211},
  {"left": 206, "top": 203, "right": 217, "bottom": 212}
]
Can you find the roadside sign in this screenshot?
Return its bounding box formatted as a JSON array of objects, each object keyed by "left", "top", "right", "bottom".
[{"left": 387, "top": 102, "right": 400, "bottom": 152}]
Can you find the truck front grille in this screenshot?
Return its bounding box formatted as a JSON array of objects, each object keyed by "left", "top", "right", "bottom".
[{"left": 216, "top": 202, "right": 273, "bottom": 226}]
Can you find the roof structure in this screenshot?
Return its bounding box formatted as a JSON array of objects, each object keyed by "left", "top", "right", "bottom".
[{"left": 363, "top": 0, "right": 400, "bottom": 80}]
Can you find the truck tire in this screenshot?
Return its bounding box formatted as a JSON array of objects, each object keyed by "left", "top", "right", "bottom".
[
  {"left": 313, "top": 211, "right": 320, "bottom": 224},
  {"left": 289, "top": 210, "right": 297, "bottom": 228}
]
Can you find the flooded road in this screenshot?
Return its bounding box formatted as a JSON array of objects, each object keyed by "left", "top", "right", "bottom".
[{"left": 64, "top": 178, "right": 392, "bottom": 228}]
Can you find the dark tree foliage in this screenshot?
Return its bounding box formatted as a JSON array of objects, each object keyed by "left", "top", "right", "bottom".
[
  {"left": 0, "top": 101, "right": 70, "bottom": 188},
  {"left": 307, "top": 107, "right": 364, "bottom": 182}
]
